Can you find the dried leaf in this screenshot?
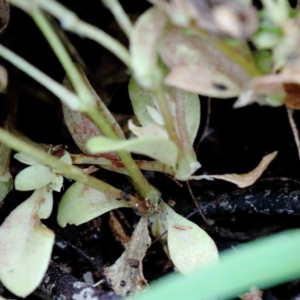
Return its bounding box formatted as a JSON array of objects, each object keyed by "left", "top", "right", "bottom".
[
  {"left": 0, "top": 188, "right": 54, "bottom": 297},
  {"left": 57, "top": 182, "right": 131, "bottom": 227},
  {"left": 15, "top": 165, "right": 56, "bottom": 191},
  {"left": 193, "top": 151, "right": 277, "bottom": 188},
  {"left": 104, "top": 217, "right": 151, "bottom": 296},
  {"left": 130, "top": 7, "right": 166, "bottom": 89},
  {"left": 162, "top": 202, "right": 218, "bottom": 274},
  {"left": 86, "top": 136, "right": 179, "bottom": 168}
]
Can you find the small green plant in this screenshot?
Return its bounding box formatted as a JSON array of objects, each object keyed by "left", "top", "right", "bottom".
[{"left": 0, "top": 0, "right": 300, "bottom": 299}]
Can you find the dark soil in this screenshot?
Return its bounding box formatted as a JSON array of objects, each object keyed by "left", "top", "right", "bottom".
[{"left": 1, "top": 1, "right": 300, "bottom": 300}]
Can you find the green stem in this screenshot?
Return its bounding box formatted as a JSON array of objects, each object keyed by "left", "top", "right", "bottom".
[
  {"left": 71, "top": 154, "right": 175, "bottom": 176},
  {"left": 32, "top": 9, "right": 94, "bottom": 107},
  {"left": 0, "top": 44, "right": 81, "bottom": 110},
  {"left": 102, "top": 0, "right": 133, "bottom": 39},
  {"left": 8, "top": 0, "right": 131, "bottom": 67},
  {"left": 0, "top": 128, "right": 152, "bottom": 214},
  {"left": 88, "top": 109, "right": 161, "bottom": 204},
  {"left": 153, "top": 87, "right": 180, "bottom": 147}
]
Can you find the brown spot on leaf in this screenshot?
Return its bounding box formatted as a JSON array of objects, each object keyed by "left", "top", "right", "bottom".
[
  {"left": 173, "top": 224, "right": 192, "bottom": 231},
  {"left": 212, "top": 82, "right": 227, "bottom": 90},
  {"left": 127, "top": 258, "right": 139, "bottom": 268},
  {"left": 120, "top": 280, "right": 126, "bottom": 287}
]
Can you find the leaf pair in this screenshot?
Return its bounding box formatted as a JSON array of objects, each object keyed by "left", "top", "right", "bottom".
[{"left": 14, "top": 151, "right": 72, "bottom": 192}]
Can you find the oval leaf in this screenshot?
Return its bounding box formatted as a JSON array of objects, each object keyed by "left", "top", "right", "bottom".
[
  {"left": 158, "top": 24, "right": 259, "bottom": 98},
  {"left": 14, "top": 152, "right": 41, "bottom": 165},
  {"left": 62, "top": 64, "right": 120, "bottom": 159},
  {"left": 130, "top": 7, "right": 166, "bottom": 89},
  {"left": 162, "top": 202, "right": 218, "bottom": 274},
  {"left": 0, "top": 188, "right": 54, "bottom": 297},
  {"left": 15, "top": 165, "right": 55, "bottom": 191},
  {"left": 86, "top": 136, "right": 179, "bottom": 168},
  {"left": 57, "top": 182, "right": 131, "bottom": 227}
]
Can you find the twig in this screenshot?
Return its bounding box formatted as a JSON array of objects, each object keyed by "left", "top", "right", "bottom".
[
  {"left": 186, "top": 181, "right": 213, "bottom": 225},
  {"left": 286, "top": 107, "right": 300, "bottom": 160},
  {"left": 102, "top": 0, "right": 133, "bottom": 39}
]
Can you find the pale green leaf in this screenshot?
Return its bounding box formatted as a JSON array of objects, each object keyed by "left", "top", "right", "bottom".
[
  {"left": 0, "top": 188, "right": 55, "bottom": 297},
  {"left": 87, "top": 136, "right": 179, "bottom": 168},
  {"left": 130, "top": 7, "right": 166, "bottom": 89},
  {"left": 15, "top": 165, "right": 55, "bottom": 191},
  {"left": 14, "top": 152, "right": 40, "bottom": 165},
  {"left": 0, "top": 177, "right": 12, "bottom": 203},
  {"left": 162, "top": 202, "right": 218, "bottom": 274},
  {"left": 128, "top": 120, "right": 168, "bottom": 138},
  {"left": 146, "top": 105, "right": 164, "bottom": 125},
  {"left": 57, "top": 182, "right": 131, "bottom": 227},
  {"left": 38, "top": 190, "right": 53, "bottom": 219},
  {"left": 129, "top": 77, "right": 158, "bottom": 126}
]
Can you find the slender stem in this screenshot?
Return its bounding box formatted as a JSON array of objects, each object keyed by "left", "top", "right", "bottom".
[
  {"left": 87, "top": 109, "right": 161, "bottom": 203},
  {"left": 31, "top": 8, "right": 94, "bottom": 107},
  {"left": 0, "top": 128, "right": 152, "bottom": 214},
  {"left": 7, "top": 0, "right": 131, "bottom": 67},
  {"left": 153, "top": 87, "right": 180, "bottom": 147},
  {"left": 0, "top": 44, "right": 81, "bottom": 110},
  {"left": 102, "top": 0, "right": 133, "bottom": 39}
]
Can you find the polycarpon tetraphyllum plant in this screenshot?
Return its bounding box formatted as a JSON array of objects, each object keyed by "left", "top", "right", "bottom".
[{"left": 0, "top": 0, "right": 297, "bottom": 298}]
